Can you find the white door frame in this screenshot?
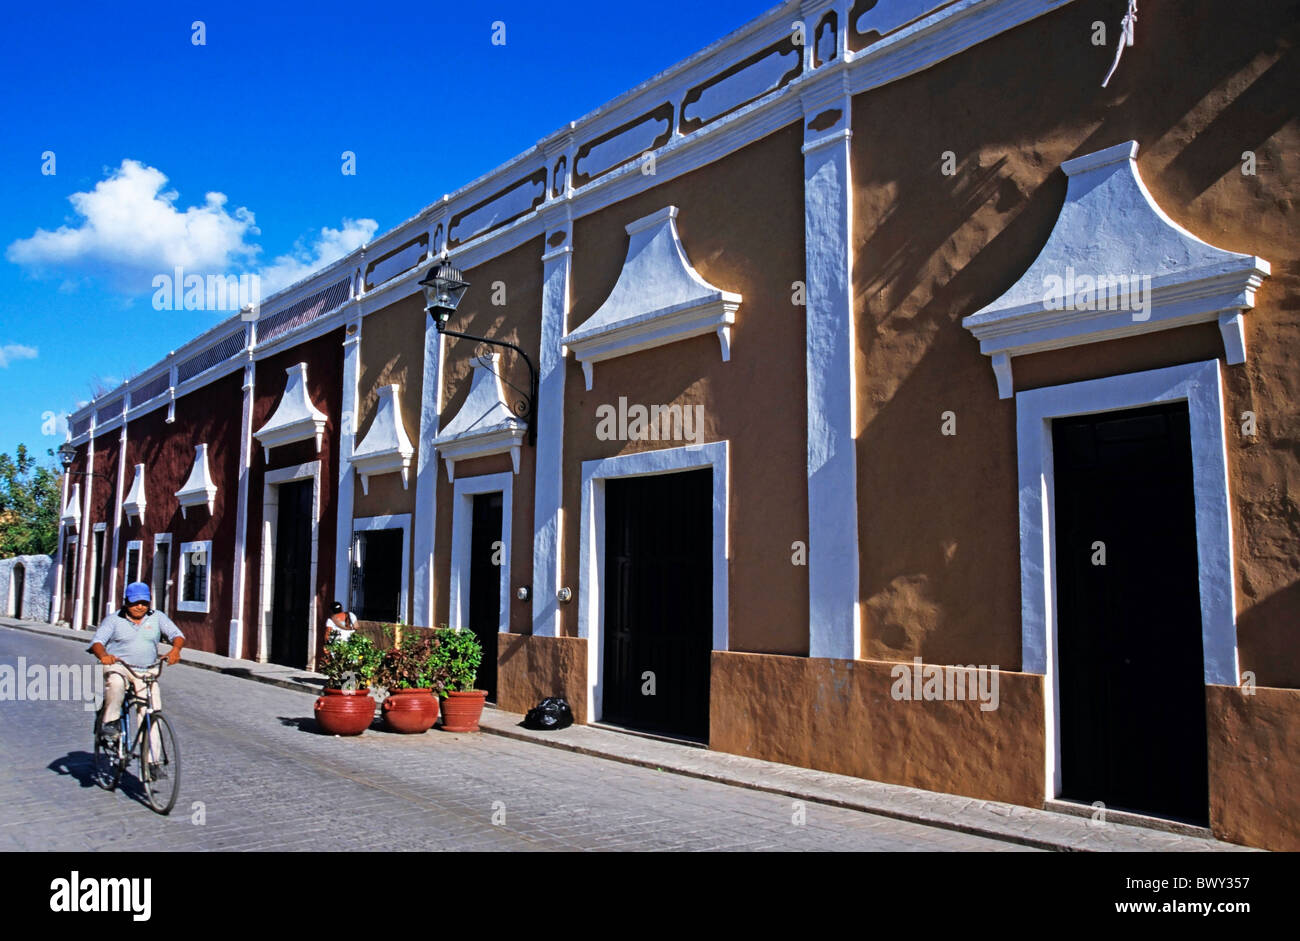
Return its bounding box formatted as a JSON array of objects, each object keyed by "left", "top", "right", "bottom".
[
  {"left": 152, "top": 533, "right": 173, "bottom": 617},
  {"left": 259, "top": 462, "right": 322, "bottom": 668},
  {"left": 578, "top": 440, "right": 729, "bottom": 724},
  {"left": 351, "top": 513, "right": 412, "bottom": 624},
  {"left": 449, "top": 472, "right": 513, "bottom": 635},
  {"left": 1015, "top": 359, "right": 1237, "bottom": 799},
  {"left": 91, "top": 523, "right": 108, "bottom": 623}
]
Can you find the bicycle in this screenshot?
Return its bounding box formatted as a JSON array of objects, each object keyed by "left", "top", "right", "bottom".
[{"left": 91, "top": 658, "right": 181, "bottom": 814}]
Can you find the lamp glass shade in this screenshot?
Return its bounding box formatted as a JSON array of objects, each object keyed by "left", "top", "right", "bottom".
[
  {"left": 57, "top": 442, "right": 76, "bottom": 469},
  {"left": 419, "top": 263, "right": 469, "bottom": 324}
]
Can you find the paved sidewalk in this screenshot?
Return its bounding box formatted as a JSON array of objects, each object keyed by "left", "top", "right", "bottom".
[{"left": 2, "top": 617, "right": 1254, "bottom": 852}]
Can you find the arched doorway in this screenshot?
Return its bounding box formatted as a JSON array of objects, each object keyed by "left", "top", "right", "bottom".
[{"left": 11, "top": 563, "right": 25, "bottom": 618}]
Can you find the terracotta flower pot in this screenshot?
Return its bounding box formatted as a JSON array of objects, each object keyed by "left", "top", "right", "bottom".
[
  {"left": 382, "top": 688, "right": 439, "bottom": 734},
  {"left": 440, "top": 690, "right": 488, "bottom": 733},
  {"left": 315, "top": 688, "right": 376, "bottom": 736}
]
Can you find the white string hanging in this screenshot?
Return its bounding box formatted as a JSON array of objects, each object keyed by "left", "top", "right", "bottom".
[{"left": 1102, "top": 0, "right": 1138, "bottom": 88}]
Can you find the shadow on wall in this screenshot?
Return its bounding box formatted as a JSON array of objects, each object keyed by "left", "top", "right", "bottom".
[{"left": 1237, "top": 579, "right": 1300, "bottom": 689}]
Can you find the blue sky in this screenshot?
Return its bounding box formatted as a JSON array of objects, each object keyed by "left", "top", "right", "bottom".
[{"left": 0, "top": 0, "right": 770, "bottom": 465}]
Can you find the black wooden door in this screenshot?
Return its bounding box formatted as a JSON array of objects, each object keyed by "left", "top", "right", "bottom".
[
  {"left": 355, "top": 529, "right": 402, "bottom": 623},
  {"left": 1053, "top": 402, "right": 1208, "bottom": 824},
  {"left": 270, "top": 479, "right": 313, "bottom": 669},
  {"left": 90, "top": 529, "right": 105, "bottom": 624},
  {"left": 468, "top": 492, "right": 503, "bottom": 701},
  {"left": 63, "top": 538, "right": 77, "bottom": 616},
  {"left": 602, "top": 469, "right": 712, "bottom": 740}
]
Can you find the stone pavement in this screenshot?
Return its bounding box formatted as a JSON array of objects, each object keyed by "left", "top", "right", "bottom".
[{"left": 0, "top": 618, "right": 1253, "bottom": 852}]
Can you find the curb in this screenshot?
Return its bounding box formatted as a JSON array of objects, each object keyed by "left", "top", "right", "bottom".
[{"left": 2, "top": 618, "right": 1244, "bottom": 853}]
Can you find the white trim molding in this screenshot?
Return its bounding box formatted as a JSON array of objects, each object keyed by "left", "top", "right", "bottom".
[
  {"left": 333, "top": 319, "right": 362, "bottom": 620},
  {"left": 351, "top": 514, "right": 412, "bottom": 626},
  {"left": 433, "top": 354, "right": 527, "bottom": 482},
  {"left": 152, "top": 532, "right": 174, "bottom": 617},
  {"left": 412, "top": 318, "right": 446, "bottom": 628},
  {"left": 1015, "top": 359, "right": 1238, "bottom": 798},
  {"left": 253, "top": 362, "right": 328, "bottom": 460},
  {"left": 532, "top": 214, "right": 573, "bottom": 638},
  {"left": 178, "top": 539, "right": 213, "bottom": 614},
  {"left": 578, "top": 441, "right": 729, "bottom": 724},
  {"left": 124, "top": 539, "right": 143, "bottom": 584},
  {"left": 802, "top": 73, "right": 860, "bottom": 661},
  {"left": 964, "top": 141, "right": 1271, "bottom": 398},
  {"left": 259, "top": 462, "right": 322, "bottom": 668},
  {"left": 175, "top": 444, "right": 218, "bottom": 518},
  {"left": 449, "top": 473, "right": 513, "bottom": 638},
  {"left": 561, "top": 206, "right": 741, "bottom": 390},
  {"left": 351, "top": 384, "right": 416, "bottom": 494},
  {"left": 229, "top": 353, "right": 255, "bottom": 659}
]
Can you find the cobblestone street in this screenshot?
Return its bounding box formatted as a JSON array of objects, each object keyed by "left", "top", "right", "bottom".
[{"left": 0, "top": 627, "right": 1036, "bottom": 851}]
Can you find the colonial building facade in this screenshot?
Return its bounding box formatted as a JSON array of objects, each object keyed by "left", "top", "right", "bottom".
[{"left": 52, "top": 0, "right": 1299, "bottom": 850}]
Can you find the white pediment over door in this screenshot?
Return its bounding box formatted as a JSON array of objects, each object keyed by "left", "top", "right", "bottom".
[
  {"left": 61, "top": 483, "right": 81, "bottom": 528},
  {"left": 175, "top": 444, "right": 218, "bottom": 518},
  {"left": 254, "top": 362, "right": 328, "bottom": 460},
  {"left": 351, "top": 384, "right": 415, "bottom": 494},
  {"left": 122, "top": 464, "right": 146, "bottom": 524},
  {"left": 962, "top": 140, "right": 1270, "bottom": 398},
  {"left": 432, "top": 355, "right": 526, "bottom": 482},
  {"left": 562, "top": 206, "right": 742, "bottom": 390}
]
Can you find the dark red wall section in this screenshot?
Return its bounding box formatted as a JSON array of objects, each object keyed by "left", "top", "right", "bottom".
[
  {"left": 242, "top": 329, "right": 344, "bottom": 662},
  {"left": 115, "top": 369, "right": 244, "bottom": 653}
]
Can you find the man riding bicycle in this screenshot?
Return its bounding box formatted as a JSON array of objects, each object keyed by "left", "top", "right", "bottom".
[{"left": 88, "top": 582, "right": 185, "bottom": 757}]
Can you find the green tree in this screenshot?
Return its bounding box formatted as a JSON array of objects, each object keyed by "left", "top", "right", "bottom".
[{"left": 0, "top": 445, "right": 61, "bottom": 557}]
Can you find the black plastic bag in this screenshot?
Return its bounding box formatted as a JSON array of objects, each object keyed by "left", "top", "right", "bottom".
[{"left": 523, "top": 696, "right": 573, "bottom": 730}]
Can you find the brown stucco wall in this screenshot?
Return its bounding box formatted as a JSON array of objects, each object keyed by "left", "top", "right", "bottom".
[
  {"left": 1207, "top": 684, "right": 1300, "bottom": 851},
  {"left": 431, "top": 238, "right": 543, "bottom": 636},
  {"left": 354, "top": 291, "right": 425, "bottom": 619},
  {"left": 711, "top": 652, "right": 1046, "bottom": 806},
  {"left": 497, "top": 633, "right": 589, "bottom": 721},
  {"left": 850, "top": 0, "right": 1300, "bottom": 684},
  {"left": 563, "top": 122, "right": 809, "bottom": 653},
  {"left": 242, "top": 328, "right": 344, "bottom": 663}
]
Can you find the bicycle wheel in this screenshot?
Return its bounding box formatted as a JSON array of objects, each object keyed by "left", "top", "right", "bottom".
[
  {"left": 91, "top": 711, "right": 125, "bottom": 790},
  {"left": 139, "top": 712, "right": 180, "bottom": 815}
]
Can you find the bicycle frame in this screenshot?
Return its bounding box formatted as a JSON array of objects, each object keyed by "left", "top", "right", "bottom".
[
  {"left": 92, "top": 656, "right": 180, "bottom": 813},
  {"left": 99, "top": 660, "right": 165, "bottom": 767}
]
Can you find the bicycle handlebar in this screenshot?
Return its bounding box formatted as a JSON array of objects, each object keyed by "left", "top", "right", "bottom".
[{"left": 105, "top": 658, "right": 167, "bottom": 678}]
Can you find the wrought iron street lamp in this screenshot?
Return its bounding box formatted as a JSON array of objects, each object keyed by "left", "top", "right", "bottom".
[
  {"left": 419, "top": 259, "right": 538, "bottom": 446},
  {"left": 57, "top": 441, "right": 89, "bottom": 477}
]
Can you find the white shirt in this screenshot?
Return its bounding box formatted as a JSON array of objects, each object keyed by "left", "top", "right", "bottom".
[{"left": 325, "top": 612, "right": 358, "bottom": 642}]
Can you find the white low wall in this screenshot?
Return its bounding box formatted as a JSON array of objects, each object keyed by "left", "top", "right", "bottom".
[{"left": 0, "top": 554, "right": 55, "bottom": 622}]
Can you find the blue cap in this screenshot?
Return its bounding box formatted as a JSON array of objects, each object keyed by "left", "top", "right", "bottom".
[{"left": 124, "top": 582, "right": 151, "bottom": 604}]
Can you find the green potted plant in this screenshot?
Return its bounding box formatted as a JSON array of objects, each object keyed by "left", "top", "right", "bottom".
[
  {"left": 375, "top": 634, "right": 446, "bottom": 733},
  {"left": 432, "top": 627, "right": 487, "bottom": 732},
  {"left": 314, "top": 631, "right": 382, "bottom": 735}
]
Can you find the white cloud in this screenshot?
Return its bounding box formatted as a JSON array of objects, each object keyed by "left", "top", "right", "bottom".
[
  {"left": 7, "top": 159, "right": 379, "bottom": 303},
  {"left": 257, "top": 218, "right": 378, "bottom": 297},
  {"left": 7, "top": 160, "right": 259, "bottom": 285},
  {"left": 0, "top": 344, "right": 38, "bottom": 368}
]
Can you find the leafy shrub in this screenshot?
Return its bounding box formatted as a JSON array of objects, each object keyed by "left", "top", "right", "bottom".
[
  {"left": 319, "top": 632, "right": 382, "bottom": 690},
  {"left": 376, "top": 636, "right": 448, "bottom": 692},
  {"left": 430, "top": 627, "right": 483, "bottom": 694}
]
